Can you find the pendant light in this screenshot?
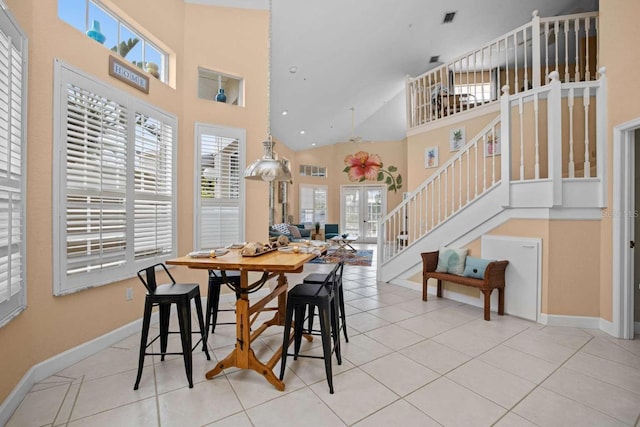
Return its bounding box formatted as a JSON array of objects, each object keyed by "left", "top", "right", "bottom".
[{"left": 244, "top": 0, "right": 291, "bottom": 182}]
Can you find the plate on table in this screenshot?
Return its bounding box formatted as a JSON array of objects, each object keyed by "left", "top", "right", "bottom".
[
  {"left": 277, "top": 246, "right": 294, "bottom": 253},
  {"left": 188, "top": 248, "right": 229, "bottom": 258},
  {"left": 227, "top": 242, "right": 247, "bottom": 249}
]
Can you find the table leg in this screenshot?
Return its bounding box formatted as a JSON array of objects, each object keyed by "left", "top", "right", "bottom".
[{"left": 204, "top": 270, "right": 287, "bottom": 391}]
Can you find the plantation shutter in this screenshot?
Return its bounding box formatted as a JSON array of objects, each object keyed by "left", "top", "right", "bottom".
[
  {"left": 54, "top": 61, "right": 176, "bottom": 295},
  {"left": 64, "top": 84, "right": 128, "bottom": 277},
  {"left": 196, "top": 128, "right": 243, "bottom": 249},
  {"left": 134, "top": 113, "right": 174, "bottom": 259},
  {"left": 0, "top": 4, "right": 27, "bottom": 325}
]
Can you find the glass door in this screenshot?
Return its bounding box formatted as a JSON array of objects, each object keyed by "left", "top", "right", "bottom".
[{"left": 341, "top": 185, "right": 385, "bottom": 243}]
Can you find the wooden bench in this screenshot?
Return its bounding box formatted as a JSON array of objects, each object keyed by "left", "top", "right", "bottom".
[{"left": 421, "top": 251, "right": 509, "bottom": 321}]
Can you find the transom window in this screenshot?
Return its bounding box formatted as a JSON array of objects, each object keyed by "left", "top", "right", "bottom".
[
  {"left": 0, "top": 3, "right": 27, "bottom": 327},
  {"left": 58, "top": 0, "right": 168, "bottom": 83},
  {"left": 299, "top": 164, "right": 326, "bottom": 177},
  {"left": 53, "top": 61, "right": 176, "bottom": 295}
]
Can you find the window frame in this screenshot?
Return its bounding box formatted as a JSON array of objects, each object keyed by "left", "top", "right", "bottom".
[
  {"left": 0, "top": 1, "right": 28, "bottom": 327},
  {"left": 193, "top": 123, "right": 246, "bottom": 250},
  {"left": 52, "top": 59, "right": 177, "bottom": 295},
  {"left": 57, "top": 0, "right": 169, "bottom": 83},
  {"left": 299, "top": 184, "right": 327, "bottom": 226}
]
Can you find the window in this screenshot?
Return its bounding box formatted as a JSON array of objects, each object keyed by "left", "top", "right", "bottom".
[
  {"left": 194, "top": 124, "right": 245, "bottom": 249},
  {"left": 0, "top": 3, "right": 27, "bottom": 327},
  {"left": 455, "top": 83, "right": 492, "bottom": 104},
  {"left": 299, "top": 184, "right": 327, "bottom": 226},
  {"left": 53, "top": 60, "right": 176, "bottom": 295},
  {"left": 299, "top": 164, "right": 326, "bottom": 177},
  {"left": 57, "top": 0, "right": 168, "bottom": 83}
]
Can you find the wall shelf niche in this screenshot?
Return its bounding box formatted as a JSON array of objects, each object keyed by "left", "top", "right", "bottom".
[{"left": 198, "top": 67, "right": 243, "bottom": 106}]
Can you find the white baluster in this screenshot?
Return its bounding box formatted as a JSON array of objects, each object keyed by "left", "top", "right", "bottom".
[
  {"left": 437, "top": 175, "right": 441, "bottom": 224},
  {"left": 491, "top": 126, "right": 496, "bottom": 185},
  {"left": 504, "top": 36, "right": 509, "bottom": 90},
  {"left": 531, "top": 10, "right": 541, "bottom": 88},
  {"left": 474, "top": 142, "right": 479, "bottom": 196},
  {"left": 523, "top": 27, "right": 529, "bottom": 90},
  {"left": 585, "top": 18, "right": 591, "bottom": 81},
  {"left": 519, "top": 96, "right": 524, "bottom": 180},
  {"left": 513, "top": 32, "right": 519, "bottom": 93},
  {"left": 554, "top": 21, "right": 560, "bottom": 74},
  {"left": 568, "top": 87, "right": 575, "bottom": 178},
  {"left": 431, "top": 181, "right": 435, "bottom": 229},
  {"left": 534, "top": 91, "right": 540, "bottom": 179},
  {"left": 444, "top": 168, "right": 448, "bottom": 217},
  {"left": 482, "top": 134, "right": 487, "bottom": 191},
  {"left": 564, "top": 19, "right": 570, "bottom": 83},
  {"left": 544, "top": 22, "right": 550, "bottom": 83},
  {"left": 466, "top": 149, "right": 470, "bottom": 203},
  {"left": 574, "top": 18, "right": 580, "bottom": 82},
  {"left": 583, "top": 86, "right": 591, "bottom": 177}
]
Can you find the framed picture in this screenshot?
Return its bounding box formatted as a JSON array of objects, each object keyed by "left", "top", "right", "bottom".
[
  {"left": 425, "top": 146, "right": 439, "bottom": 168},
  {"left": 449, "top": 127, "right": 465, "bottom": 151},
  {"left": 484, "top": 134, "right": 501, "bottom": 157}
]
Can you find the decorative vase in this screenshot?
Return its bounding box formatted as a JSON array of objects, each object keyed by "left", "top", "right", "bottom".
[
  {"left": 86, "top": 20, "right": 106, "bottom": 44},
  {"left": 216, "top": 88, "right": 227, "bottom": 103}
]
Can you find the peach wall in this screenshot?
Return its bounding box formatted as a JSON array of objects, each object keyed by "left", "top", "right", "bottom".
[
  {"left": 0, "top": 0, "right": 268, "bottom": 403},
  {"left": 292, "top": 141, "right": 406, "bottom": 225},
  {"left": 406, "top": 109, "right": 499, "bottom": 191}
]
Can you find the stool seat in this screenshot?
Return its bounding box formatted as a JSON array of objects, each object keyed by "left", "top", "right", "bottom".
[{"left": 134, "top": 263, "right": 210, "bottom": 390}]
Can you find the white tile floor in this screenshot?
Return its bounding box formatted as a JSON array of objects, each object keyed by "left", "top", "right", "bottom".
[{"left": 7, "top": 244, "right": 640, "bottom": 426}]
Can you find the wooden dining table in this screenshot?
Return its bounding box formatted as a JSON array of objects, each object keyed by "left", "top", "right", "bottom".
[{"left": 166, "top": 247, "right": 321, "bottom": 391}]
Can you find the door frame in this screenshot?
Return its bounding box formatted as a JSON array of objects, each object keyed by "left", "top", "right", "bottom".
[
  {"left": 339, "top": 184, "right": 387, "bottom": 243},
  {"left": 612, "top": 117, "right": 640, "bottom": 339}
]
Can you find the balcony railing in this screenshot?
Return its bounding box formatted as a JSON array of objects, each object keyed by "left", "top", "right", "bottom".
[{"left": 407, "top": 11, "right": 599, "bottom": 129}]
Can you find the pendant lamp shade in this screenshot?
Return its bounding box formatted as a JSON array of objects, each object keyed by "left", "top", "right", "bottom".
[{"left": 244, "top": 138, "right": 292, "bottom": 182}]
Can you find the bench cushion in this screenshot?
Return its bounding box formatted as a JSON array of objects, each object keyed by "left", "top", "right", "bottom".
[
  {"left": 435, "top": 247, "right": 468, "bottom": 275},
  {"left": 463, "top": 256, "right": 493, "bottom": 279}
]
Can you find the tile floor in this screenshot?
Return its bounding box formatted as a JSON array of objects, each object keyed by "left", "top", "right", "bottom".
[{"left": 7, "top": 244, "right": 640, "bottom": 426}]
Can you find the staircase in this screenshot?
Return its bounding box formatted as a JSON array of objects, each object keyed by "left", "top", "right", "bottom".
[{"left": 378, "top": 10, "right": 605, "bottom": 284}]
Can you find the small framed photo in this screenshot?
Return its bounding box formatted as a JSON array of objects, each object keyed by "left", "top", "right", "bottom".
[
  {"left": 425, "top": 146, "right": 439, "bottom": 168},
  {"left": 449, "top": 127, "right": 465, "bottom": 151},
  {"left": 485, "top": 134, "right": 501, "bottom": 157}
]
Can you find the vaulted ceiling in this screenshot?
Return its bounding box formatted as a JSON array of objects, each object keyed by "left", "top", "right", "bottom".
[{"left": 187, "top": 0, "right": 598, "bottom": 151}]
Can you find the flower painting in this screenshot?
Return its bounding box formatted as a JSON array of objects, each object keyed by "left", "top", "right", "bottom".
[
  {"left": 485, "top": 134, "right": 501, "bottom": 157},
  {"left": 449, "top": 127, "right": 465, "bottom": 151},
  {"left": 343, "top": 151, "right": 402, "bottom": 193},
  {"left": 425, "top": 147, "right": 439, "bottom": 168}
]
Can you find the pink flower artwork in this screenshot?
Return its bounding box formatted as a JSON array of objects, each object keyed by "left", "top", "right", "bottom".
[{"left": 343, "top": 150, "right": 402, "bottom": 192}]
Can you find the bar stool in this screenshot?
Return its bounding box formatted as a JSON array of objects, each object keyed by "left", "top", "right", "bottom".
[
  {"left": 280, "top": 263, "right": 342, "bottom": 393},
  {"left": 303, "top": 260, "right": 348, "bottom": 342},
  {"left": 134, "top": 263, "right": 210, "bottom": 390},
  {"left": 206, "top": 270, "right": 241, "bottom": 334}
]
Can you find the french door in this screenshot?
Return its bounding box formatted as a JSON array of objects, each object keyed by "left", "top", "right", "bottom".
[{"left": 340, "top": 185, "right": 386, "bottom": 243}]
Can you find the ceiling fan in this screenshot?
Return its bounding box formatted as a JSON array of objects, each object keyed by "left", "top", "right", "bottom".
[{"left": 348, "top": 107, "right": 363, "bottom": 143}]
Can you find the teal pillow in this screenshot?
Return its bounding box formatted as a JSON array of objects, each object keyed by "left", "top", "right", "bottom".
[
  {"left": 436, "top": 249, "right": 454, "bottom": 272},
  {"left": 463, "top": 256, "right": 493, "bottom": 279}
]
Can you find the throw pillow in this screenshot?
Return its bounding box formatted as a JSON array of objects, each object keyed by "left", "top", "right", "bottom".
[
  {"left": 463, "top": 256, "right": 494, "bottom": 279},
  {"left": 435, "top": 247, "right": 468, "bottom": 275},
  {"left": 272, "top": 223, "right": 290, "bottom": 235},
  {"left": 287, "top": 224, "right": 302, "bottom": 239}
]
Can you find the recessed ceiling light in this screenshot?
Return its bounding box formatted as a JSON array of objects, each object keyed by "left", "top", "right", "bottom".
[
  {"left": 281, "top": 110, "right": 288, "bottom": 115},
  {"left": 300, "top": 130, "right": 305, "bottom": 135},
  {"left": 311, "top": 143, "right": 316, "bottom": 146}
]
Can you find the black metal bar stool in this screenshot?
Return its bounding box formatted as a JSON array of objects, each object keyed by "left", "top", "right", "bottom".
[
  {"left": 303, "top": 260, "right": 348, "bottom": 342},
  {"left": 279, "top": 262, "right": 342, "bottom": 393},
  {"left": 134, "top": 263, "right": 210, "bottom": 390},
  {"left": 206, "top": 270, "right": 241, "bottom": 334}
]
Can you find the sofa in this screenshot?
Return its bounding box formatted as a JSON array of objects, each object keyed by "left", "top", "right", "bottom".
[{"left": 268, "top": 223, "right": 311, "bottom": 241}]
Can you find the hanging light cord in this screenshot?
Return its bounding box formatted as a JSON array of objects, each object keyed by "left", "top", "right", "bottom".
[{"left": 266, "top": 0, "right": 272, "bottom": 139}]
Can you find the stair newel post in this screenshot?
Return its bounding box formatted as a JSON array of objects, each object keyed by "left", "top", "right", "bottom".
[
  {"left": 531, "top": 10, "right": 541, "bottom": 88},
  {"left": 500, "top": 85, "right": 512, "bottom": 206},
  {"left": 547, "top": 71, "right": 563, "bottom": 206},
  {"left": 596, "top": 67, "right": 607, "bottom": 206},
  {"left": 568, "top": 87, "right": 575, "bottom": 178},
  {"left": 583, "top": 85, "right": 591, "bottom": 178}
]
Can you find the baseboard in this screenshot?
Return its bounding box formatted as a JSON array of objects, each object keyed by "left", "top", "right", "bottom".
[
  {"left": 387, "top": 278, "right": 421, "bottom": 292},
  {"left": 0, "top": 312, "right": 157, "bottom": 427},
  {"left": 0, "top": 285, "right": 273, "bottom": 425},
  {"left": 539, "top": 313, "right": 601, "bottom": 329}
]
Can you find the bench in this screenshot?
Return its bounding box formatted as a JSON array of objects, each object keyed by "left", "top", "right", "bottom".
[{"left": 421, "top": 251, "right": 509, "bottom": 321}]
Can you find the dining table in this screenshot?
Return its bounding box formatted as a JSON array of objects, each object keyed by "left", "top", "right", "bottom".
[{"left": 166, "top": 246, "right": 322, "bottom": 391}]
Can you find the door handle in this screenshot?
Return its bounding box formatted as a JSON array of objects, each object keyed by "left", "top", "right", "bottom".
[{"left": 631, "top": 240, "right": 636, "bottom": 249}]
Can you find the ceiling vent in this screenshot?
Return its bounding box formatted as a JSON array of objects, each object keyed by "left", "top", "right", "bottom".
[
  {"left": 443, "top": 11, "right": 456, "bottom": 24},
  {"left": 429, "top": 55, "right": 440, "bottom": 63}
]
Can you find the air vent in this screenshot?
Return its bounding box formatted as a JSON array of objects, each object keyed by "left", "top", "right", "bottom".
[
  {"left": 429, "top": 55, "right": 440, "bottom": 63},
  {"left": 443, "top": 11, "right": 456, "bottom": 24}
]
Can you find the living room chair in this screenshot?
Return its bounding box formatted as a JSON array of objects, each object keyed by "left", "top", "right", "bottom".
[
  {"left": 134, "top": 263, "right": 210, "bottom": 390},
  {"left": 280, "top": 262, "right": 342, "bottom": 394},
  {"left": 324, "top": 223, "right": 339, "bottom": 240}
]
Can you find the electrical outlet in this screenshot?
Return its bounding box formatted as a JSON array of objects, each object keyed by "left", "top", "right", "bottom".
[{"left": 126, "top": 287, "right": 133, "bottom": 300}]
